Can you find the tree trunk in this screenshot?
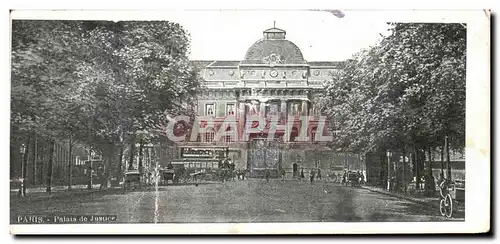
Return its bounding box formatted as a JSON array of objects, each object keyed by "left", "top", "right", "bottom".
[
  {"left": 87, "top": 145, "right": 93, "bottom": 190},
  {"left": 101, "top": 144, "right": 113, "bottom": 190},
  {"left": 118, "top": 145, "right": 124, "bottom": 180},
  {"left": 415, "top": 147, "right": 420, "bottom": 190},
  {"left": 68, "top": 138, "right": 73, "bottom": 190},
  {"left": 445, "top": 135, "right": 451, "bottom": 180},
  {"left": 138, "top": 139, "right": 144, "bottom": 173},
  {"left": 21, "top": 136, "right": 32, "bottom": 196},
  {"left": 128, "top": 141, "right": 135, "bottom": 171},
  {"left": 32, "top": 136, "right": 37, "bottom": 187},
  {"left": 386, "top": 151, "right": 391, "bottom": 191},
  {"left": 425, "top": 147, "right": 436, "bottom": 194},
  {"left": 39, "top": 143, "right": 45, "bottom": 185},
  {"left": 440, "top": 145, "right": 445, "bottom": 180},
  {"left": 380, "top": 152, "right": 387, "bottom": 188},
  {"left": 46, "top": 140, "right": 55, "bottom": 194},
  {"left": 402, "top": 149, "right": 407, "bottom": 193},
  {"left": 394, "top": 152, "right": 399, "bottom": 192}
]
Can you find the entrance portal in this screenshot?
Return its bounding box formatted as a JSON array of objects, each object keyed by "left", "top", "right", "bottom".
[{"left": 247, "top": 139, "right": 282, "bottom": 178}]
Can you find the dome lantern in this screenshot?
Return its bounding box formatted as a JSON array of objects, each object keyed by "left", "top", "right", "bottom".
[
  {"left": 263, "top": 21, "right": 286, "bottom": 40},
  {"left": 242, "top": 22, "right": 306, "bottom": 64}
]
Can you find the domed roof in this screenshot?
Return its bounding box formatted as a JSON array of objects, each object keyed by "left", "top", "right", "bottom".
[{"left": 242, "top": 26, "right": 306, "bottom": 65}]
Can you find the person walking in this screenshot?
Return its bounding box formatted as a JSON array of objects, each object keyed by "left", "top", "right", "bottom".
[
  {"left": 292, "top": 161, "right": 298, "bottom": 179},
  {"left": 300, "top": 167, "right": 305, "bottom": 181},
  {"left": 342, "top": 170, "right": 347, "bottom": 185},
  {"left": 265, "top": 167, "right": 271, "bottom": 183},
  {"left": 280, "top": 167, "right": 286, "bottom": 182},
  {"left": 358, "top": 170, "right": 365, "bottom": 185},
  {"left": 229, "top": 159, "right": 236, "bottom": 181},
  {"left": 309, "top": 168, "right": 316, "bottom": 184},
  {"left": 317, "top": 168, "right": 322, "bottom": 181}
]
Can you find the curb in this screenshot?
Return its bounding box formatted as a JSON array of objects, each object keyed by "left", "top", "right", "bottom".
[{"left": 361, "top": 186, "right": 440, "bottom": 209}]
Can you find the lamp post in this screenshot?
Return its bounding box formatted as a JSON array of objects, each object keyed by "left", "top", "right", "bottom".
[
  {"left": 19, "top": 143, "right": 26, "bottom": 197},
  {"left": 87, "top": 149, "right": 94, "bottom": 190}
]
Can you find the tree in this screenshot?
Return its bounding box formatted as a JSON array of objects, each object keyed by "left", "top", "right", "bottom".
[
  {"left": 320, "top": 23, "right": 466, "bottom": 191},
  {"left": 11, "top": 20, "right": 201, "bottom": 193}
]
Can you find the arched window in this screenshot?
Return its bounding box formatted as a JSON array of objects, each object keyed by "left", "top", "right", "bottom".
[
  {"left": 226, "top": 104, "right": 235, "bottom": 116},
  {"left": 206, "top": 104, "right": 215, "bottom": 116}
]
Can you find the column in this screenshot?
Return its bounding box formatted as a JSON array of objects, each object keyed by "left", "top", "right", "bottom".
[
  {"left": 238, "top": 101, "right": 245, "bottom": 120},
  {"left": 238, "top": 101, "right": 246, "bottom": 141},
  {"left": 301, "top": 100, "right": 308, "bottom": 116},
  {"left": 259, "top": 101, "right": 266, "bottom": 117},
  {"left": 280, "top": 100, "right": 287, "bottom": 121}
]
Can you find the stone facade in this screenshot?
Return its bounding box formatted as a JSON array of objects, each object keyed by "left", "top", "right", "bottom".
[{"left": 181, "top": 26, "right": 357, "bottom": 177}]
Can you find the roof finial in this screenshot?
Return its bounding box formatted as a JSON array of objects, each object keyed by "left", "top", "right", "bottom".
[{"left": 273, "top": 21, "right": 276, "bottom": 28}]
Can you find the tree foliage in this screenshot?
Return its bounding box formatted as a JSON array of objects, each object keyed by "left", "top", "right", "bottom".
[
  {"left": 321, "top": 23, "right": 466, "bottom": 153},
  {"left": 11, "top": 20, "right": 201, "bottom": 180}
]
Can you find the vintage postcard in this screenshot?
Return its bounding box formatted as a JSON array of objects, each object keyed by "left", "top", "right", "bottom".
[{"left": 8, "top": 9, "right": 490, "bottom": 234}]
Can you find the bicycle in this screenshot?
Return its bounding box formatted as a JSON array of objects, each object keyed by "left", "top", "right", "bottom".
[{"left": 439, "top": 179, "right": 455, "bottom": 218}]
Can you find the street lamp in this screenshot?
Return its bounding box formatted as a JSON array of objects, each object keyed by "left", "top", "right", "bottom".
[{"left": 87, "top": 149, "right": 94, "bottom": 190}]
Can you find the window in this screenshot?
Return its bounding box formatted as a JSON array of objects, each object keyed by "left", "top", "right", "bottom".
[
  {"left": 205, "top": 131, "right": 215, "bottom": 143},
  {"left": 224, "top": 126, "right": 235, "bottom": 143},
  {"left": 226, "top": 104, "right": 235, "bottom": 116},
  {"left": 205, "top": 104, "right": 215, "bottom": 116}
]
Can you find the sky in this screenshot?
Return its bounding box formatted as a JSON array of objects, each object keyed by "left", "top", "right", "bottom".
[
  {"left": 164, "top": 10, "right": 392, "bottom": 61},
  {"left": 11, "top": 9, "right": 479, "bottom": 62}
]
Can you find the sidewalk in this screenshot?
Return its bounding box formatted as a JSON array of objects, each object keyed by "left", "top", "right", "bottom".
[
  {"left": 10, "top": 184, "right": 110, "bottom": 204},
  {"left": 361, "top": 185, "right": 441, "bottom": 209}
]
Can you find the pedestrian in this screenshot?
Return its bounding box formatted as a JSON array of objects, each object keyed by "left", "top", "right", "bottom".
[
  {"left": 309, "top": 168, "right": 316, "bottom": 184},
  {"left": 241, "top": 169, "right": 247, "bottom": 180},
  {"left": 280, "top": 167, "right": 286, "bottom": 182},
  {"left": 300, "top": 167, "right": 305, "bottom": 180},
  {"left": 356, "top": 170, "right": 362, "bottom": 186},
  {"left": 342, "top": 170, "right": 347, "bottom": 185},
  {"left": 359, "top": 171, "right": 365, "bottom": 185},
  {"left": 317, "top": 168, "right": 322, "bottom": 180},
  {"left": 292, "top": 161, "right": 298, "bottom": 178},
  {"left": 229, "top": 159, "right": 236, "bottom": 181},
  {"left": 236, "top": 169, "right": 244, "bottom": 180},
  {"left": 265, "top": 168, "right": 271, "bottom": 182}
]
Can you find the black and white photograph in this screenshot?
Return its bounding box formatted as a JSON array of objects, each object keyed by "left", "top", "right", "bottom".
[{"left": 7, "top": 9, "right": 489, "bottom": 234}]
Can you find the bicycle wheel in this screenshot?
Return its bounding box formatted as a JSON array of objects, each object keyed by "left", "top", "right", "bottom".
[
  {"left": 332, "top": 174, "right": 338, "bottom": 183},
  {"left": 445, "top": 193, "right": 453, "bottom": 218},
  {"left": 439, "top": 199, "right": 446, "bottom": 216}
]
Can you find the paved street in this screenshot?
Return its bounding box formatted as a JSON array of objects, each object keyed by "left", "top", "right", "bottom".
[{"left": 11, "top": 179, "right": 462, "bottom": 223}]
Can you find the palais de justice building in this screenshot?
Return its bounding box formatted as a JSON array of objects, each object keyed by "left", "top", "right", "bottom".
[{"left": 183, "top": 26, "right": 359, "bottom": 177}]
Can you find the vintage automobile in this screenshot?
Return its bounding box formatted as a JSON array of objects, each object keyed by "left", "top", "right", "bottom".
[{"left": 123, "top": 171, "right": 141, "bottom": 190}]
